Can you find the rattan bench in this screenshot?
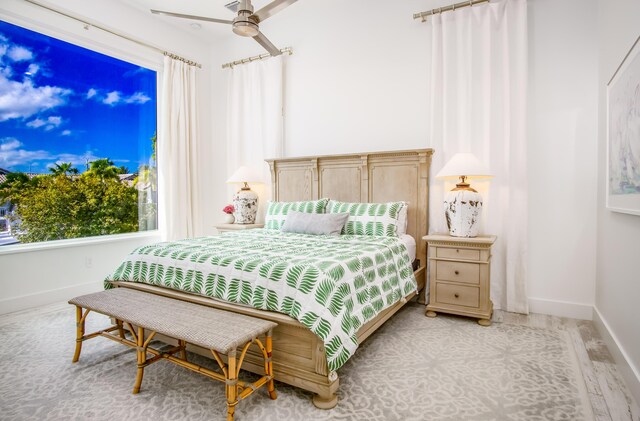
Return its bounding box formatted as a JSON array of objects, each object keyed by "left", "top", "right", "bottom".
[{"left": 69, "top": 287, "right": 277, "bottom": 421}]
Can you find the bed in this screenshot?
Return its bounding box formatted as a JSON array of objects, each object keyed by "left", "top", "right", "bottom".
[{"left": 108, "top": 148, "right": 433, "bottom": 408}]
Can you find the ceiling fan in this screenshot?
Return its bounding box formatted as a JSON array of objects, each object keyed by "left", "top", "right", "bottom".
[{"left": 151, "top": 0, "right": 297, "bottom": 56}]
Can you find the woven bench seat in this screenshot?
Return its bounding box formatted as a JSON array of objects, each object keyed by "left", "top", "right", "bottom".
[
  {"left": 69, "top": 288, "right": 276, "bottom": 354},
  {"left": 69, "top": 287, "right": 277, "bottom": 421}
]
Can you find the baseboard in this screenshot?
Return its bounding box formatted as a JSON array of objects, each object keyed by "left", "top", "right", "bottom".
[
  {"left": 527, "top": 297, "right": 593, "bottom": 320},
  {"left": 593, "top": 306, "right": 640, "bottom": 402},
  {"left": 0, "top": 281, "right": 102, "bottom": 316}
]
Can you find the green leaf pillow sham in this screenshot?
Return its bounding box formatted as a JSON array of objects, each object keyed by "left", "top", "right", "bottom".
[
  {"left": 326, "top": 200, "right": 406, "bottom": 237},
  {"left": 264, "top": 198, "right": 329, "bottom": 230}
]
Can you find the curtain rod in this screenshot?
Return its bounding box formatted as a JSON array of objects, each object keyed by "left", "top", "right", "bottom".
[
  {"left": 222, "top": 47, "right": 293, "bottom": 69},
  {"left": 413, "top": 0, "right": 489, "bottom": 21},
  {"left": 22, "top": 0, "right": 203, "bottom": 68}
]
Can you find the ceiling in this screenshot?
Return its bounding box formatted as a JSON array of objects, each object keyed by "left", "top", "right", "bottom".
[{"left": 125, "top": 0, "right": 283, "bottom": 41}]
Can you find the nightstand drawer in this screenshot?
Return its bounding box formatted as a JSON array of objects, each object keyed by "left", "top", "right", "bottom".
[
  {"left": 435, "top": 261, "right": 480, "bottom": 284},
  {"left": 436, "top": 283, "right": 479, "bottom": 308},
  {"left": 436, "top": 247, "right": 480, "bottom": 261}
]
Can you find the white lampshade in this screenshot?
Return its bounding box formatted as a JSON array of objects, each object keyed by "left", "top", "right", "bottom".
[
  {"left": 436, "top": 153, "right": 492, "bottom": 179},
  {"left": 226, "top": 166, "right": 263, "bottom": 184}
]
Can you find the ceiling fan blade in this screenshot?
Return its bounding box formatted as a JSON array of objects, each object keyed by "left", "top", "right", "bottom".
[
  {"left": 224, "top": 1, "right": 240, "bottom": 13},
  {"left": 150, "top": 10, "right": 233, "bottom": 25},
  {"left": 253, "top": 0, "right": 298, "bottom": 22},
  {"left": 252, "top": 32, "right": 282, "bottom": 56}
]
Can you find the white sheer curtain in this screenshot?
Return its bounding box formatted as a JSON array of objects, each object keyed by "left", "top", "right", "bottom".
[
  {"left": 226, "top": 56, "right": 284, "bottom": 220},
  {"left": 427, "top": 0, "right": 529, "bottom": 313},
  {"left": 158, "top": 56, "right": 201, "bottom": 241}
]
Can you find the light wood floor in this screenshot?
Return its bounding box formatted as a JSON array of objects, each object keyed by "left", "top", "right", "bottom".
[
  {"left": 1, "top": 302, "right": 638, "bottom": 420},
  {"left": 492, "top": 310, "right": 640, "bottom": 421}
]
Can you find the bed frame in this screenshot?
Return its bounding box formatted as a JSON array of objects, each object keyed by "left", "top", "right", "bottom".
[{"left": 114, "top": 148, "right": 433, "bottom": 409}]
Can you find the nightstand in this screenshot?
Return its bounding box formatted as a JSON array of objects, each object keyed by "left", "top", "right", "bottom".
[
  {"left": 423, "top": 234, "right": 497, "bottom": 326},
  {"left": 215, "top": 223, "right": 264, "bottom": 233}
]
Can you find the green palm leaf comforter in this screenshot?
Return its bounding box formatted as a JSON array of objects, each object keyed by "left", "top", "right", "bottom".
[{"left": 105, "top": 229, "right": 416, "bottom": 371}]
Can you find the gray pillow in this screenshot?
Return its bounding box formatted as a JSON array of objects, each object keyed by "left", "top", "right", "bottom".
[{"left": 281, "top": 211, "right": 349, "bottom": 236}]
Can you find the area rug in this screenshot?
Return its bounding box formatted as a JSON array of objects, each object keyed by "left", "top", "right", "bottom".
[{"left": 0, "top": 302, "right": 593, "bottom": 420}]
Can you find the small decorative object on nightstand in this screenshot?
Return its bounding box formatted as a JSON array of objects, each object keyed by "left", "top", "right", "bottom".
[
  {"left": 227, "top": 166, "right": 262, "bottom": 224},
  {"left": 222, "top": 204, "right": 235, "bottom": 224},
  {"left": 424, "top": 233, "right": 496, "bottom": 326},
  {"left": 215, "top": 223, "right": 264, "bottom": 234}
]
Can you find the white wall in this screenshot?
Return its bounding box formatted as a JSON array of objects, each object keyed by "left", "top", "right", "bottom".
[
  {"left": 0, "top": 0, "right": 215, "bottom": 313},
  {"left": 595, "top": 0, "right": 640, "bottom": 399},
  {"left": 0, "top": 235, "right": 160, "bottom": 314},
  {"left": 210, "top": 0, "right": 599, "bottom": 317},
  {"left": 527, "top": 0, "right": 598, "bottom": 319}
]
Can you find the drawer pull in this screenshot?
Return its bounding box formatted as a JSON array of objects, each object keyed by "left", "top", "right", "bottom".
[
  {"left": 454, "top": 270, "right": 459, "bottom": 275},
  {"left": 456, "top": 249, "right": 459, "bottom": 253},
  {"left": 454, "top": 293, "right": 460, "bottom": 298}
]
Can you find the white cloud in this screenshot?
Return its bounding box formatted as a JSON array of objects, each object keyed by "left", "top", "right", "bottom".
[
  {"left": 125, "top": 92, "right": 151, "bottom": 104},
  {"left": 61, "top": 130, "right": 72, "bottom": 136},
  {"left": 0, "top": 137, "right": 51, "bottom": 168},
  {"left": 26, "top": 118, "right": 45, "bottom": 128},
  {"left": 0, "top": 137, "right": 97, "bottom": 170},
  {"left": 54, "top": 152, "right": 99, "bottom": 168},
  {"left": 26, "top": 63, "right": 39, "bottom": 76},
  {"left": 26, "top": 116, "right": 63, "bottom": 131},
  {"left": 0, "top": 75, "right": 72, "bottom": 121},
  {"left": 103, "top": 91, "right": 121, "bottom": 106},
  {"left": 47, "top": 116, "right": 62, "bottom": 126},
  {"left": 7, "top": 45, "right": 33, "bottom": 62},
  {"left": 86, "top": 88, "right": 151, "bottom": 107},
  {"left": 0, "top": 137, "right": 22, "bottom": 151}
]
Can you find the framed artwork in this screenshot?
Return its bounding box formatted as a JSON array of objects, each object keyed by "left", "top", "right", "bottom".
[{"left": 607, "top": 35, "right": 640, "bottom": 215}]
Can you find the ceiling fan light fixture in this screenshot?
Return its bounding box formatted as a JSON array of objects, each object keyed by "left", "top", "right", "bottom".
[
  {"left": 232, "top": 21, "right": 259, "bottom": 37},
  {"left": 151, "top": 0, "right": 299, "bottom": 55}
]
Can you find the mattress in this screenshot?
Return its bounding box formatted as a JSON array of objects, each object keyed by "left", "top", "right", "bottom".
[{"left": 399, "top": 234, "right": 416, "bottom": 261}]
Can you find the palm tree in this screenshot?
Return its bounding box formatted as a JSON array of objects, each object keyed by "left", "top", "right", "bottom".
[
  {"left": 87, "top": 158, "right": 119, "bottom": 179},
  {"left": 49, "top": 162, "right": 79, "bottom": 176}
]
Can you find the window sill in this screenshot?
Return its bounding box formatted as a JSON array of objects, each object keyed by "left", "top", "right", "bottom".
[{"left": 0, "top": 231, "right": 161, "bottom": 256}]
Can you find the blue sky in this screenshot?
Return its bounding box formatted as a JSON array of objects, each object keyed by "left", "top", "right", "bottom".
[{"left": 0, "top": 20, "right": 157, "bottom": 174}]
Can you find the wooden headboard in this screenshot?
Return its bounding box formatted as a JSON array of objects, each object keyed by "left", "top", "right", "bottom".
[{"left": 266, "top": 149, "right": 434, "bottom": 290}]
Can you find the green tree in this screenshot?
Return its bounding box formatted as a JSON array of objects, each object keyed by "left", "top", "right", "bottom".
[
  {"left": 49, "top": 162, "right": 78, "bottom": 176},
  {"left": 87, "top": 158, "right": 120, "bottom": 179},
  {"left": 9, "top": 172, "right": 139, "bottom": 243},
  {"left": 0, "top": 172, "right": 34, "bottom": 209}
]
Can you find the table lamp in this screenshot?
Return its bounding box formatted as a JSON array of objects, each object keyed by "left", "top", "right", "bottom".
[
  {"left": 227, "top": 166, "right": 262, "bottom": 224},
  {"left": 436, "top": 153, "right": 492, "bottom": 237}
]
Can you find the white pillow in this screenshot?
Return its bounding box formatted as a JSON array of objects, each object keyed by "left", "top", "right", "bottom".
[
  {"left": 264, "top": 199, "right": 329, "bottom": 230},
  {"left": 396, "top": 203, "right": 409, "bottom": 236},
  {"left": 281, "top": 211, "right": 349, "bottom": 236}
]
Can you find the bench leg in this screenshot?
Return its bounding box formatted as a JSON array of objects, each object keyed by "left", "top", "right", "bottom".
[
  {"left": 133, "top": 326, "right": 146, "bottom": 394},
  {"left": 265, "top": 330, "right": 276, "bottom": 400},
  {"left": 226, "top": 349, "right": 238, "bottom": 421},
  {"left": 116, "top": 319, "right": 126, "bottom": 339},
  {"left": 179, "top": 339, "right": 188, "bottom": 361},
  {"left": 72, "top": 306, "right": 87, "bottom": 363}
]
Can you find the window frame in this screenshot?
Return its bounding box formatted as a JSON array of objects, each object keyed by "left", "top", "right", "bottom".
[{"left": 0, "top": 6, "right": 164, "bottom": 252}]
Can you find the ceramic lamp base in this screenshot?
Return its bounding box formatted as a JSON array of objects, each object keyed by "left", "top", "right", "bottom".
[
  {"left": 233, "top": 189, "right": 258, "bottom": 224},
  {"left": 444, "top": 189, "right": 483, "bottom": 237}
]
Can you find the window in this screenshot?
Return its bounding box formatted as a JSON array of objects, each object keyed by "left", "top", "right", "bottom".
[{"left": 0, "top": 20, "right": 157, "bottom": 245}]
